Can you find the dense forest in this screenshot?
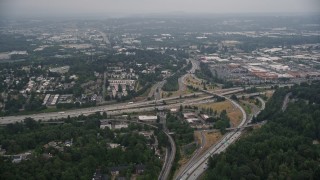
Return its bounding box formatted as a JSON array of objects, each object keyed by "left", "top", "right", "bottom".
[
  {"left": 205, "top": 82, "right": 320, "bottom": 179},
  {"left": 0, "top": 115, "right": 163, "bottom": 179}
]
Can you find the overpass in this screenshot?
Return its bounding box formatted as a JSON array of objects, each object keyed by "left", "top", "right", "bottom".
[
  {"left": 176, "top": 88, "right": 248, "bottom": 180},
  {"left": 176, "top": 88, "right": 270, "bottom": 180},
  {"left": 226, "top": 121, "right": 267, "bottom": 131},
  {"left": 235, "top": 92, "right": 264, "bottom": 98},
  {"left": 0, "top": 87, "right": 248, "bottom": 125},
  {"left": 200, "top": 88, "right": 244, "bottom": 96}
]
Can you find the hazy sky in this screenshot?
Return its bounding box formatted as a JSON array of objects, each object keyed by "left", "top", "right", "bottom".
[{"left": 1, "top": 0, "right": 320, "bottom": 18}]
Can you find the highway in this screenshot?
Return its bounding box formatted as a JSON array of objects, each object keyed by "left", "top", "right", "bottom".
[
  {"left": 0, "top": 96, "right": 200, "bottom": 124},
  {"left": 256, "top": 97, "right": 266, "bottom": 111},
  {"left": 151, "top": 60, "right": 188, "bottom": 100},
  {"left": 177, "top": 58, "right": 201, "bottom": 93},
  {"left": 0, "top": 51, "right": 289, "bottom": 180},
  {"left": 235, "top": 92, "right": 264, "bottom": 98},
  {"left": 254, "top": 84, "right": 294, "bottom": 89},
  {"left": 175, "top": 131, "right": 205, "bottom": 179},
  {"left": 159, "top": 131, "right": 176, "bottom": 180},
  {"left": 158, "top": 111, "right": 176, "bottom": 180},
  {"left": 189, "top": 59, "right": 200, "bottom": 74},
  {"left": 149, "top": 80, "right": 166, "bottom": 100},
  {"left": 117, "top": 59, "right": 282, "bottom": 179},
  {"left": 177, "top": 94, "right": 268, "bottom": 180},
  {"left": 0, "top": 86, "right": 248, "bottom": 125},
  {"left": 176, "top": 88, "right": 269, "bottom": 180},
  {"left": 180, "top": 59, "right": 201, "bottom": 88},
  {"left": 0, "top": 92, "right": 206, "bottom": 124},
  {"left": 178, "top": 75, "right": 187, "bottom": 92},
  {"left": 178, "top": 130, "right": 243, "bottom": 180}
]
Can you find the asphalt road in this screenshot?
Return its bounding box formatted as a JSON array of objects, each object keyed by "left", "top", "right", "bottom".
[
  {"left": 0, "top": 83, "right": 274, "bottom": 180},
  {"left": 0, "top": 87, "right": 247, "bottom": 125},
  {"left": 180, "top": 59, "right": 202, "bottom": 89},
  {"left": 1, "top": 89, "right": 235, "bottom": 125},
  {"left": 189, "top": 59, "right": 200, "bottom": 74},
  {"left": 159, "top": 128, "right": 176, "bottom": 180},
  {"left": 158, "top": 111, "right": 176, "bottom": 180},
  {"left": 176, "top": 89, "right": 248, "bottom": 180},
  {"left": 177, "top": 90, "right": 271, "bottom": 180},
  {"left": 256, "top": 96, "right": 266, "bottom": 111},
  {"left": 182, "top": 96, "right": 267, "bottom": 180},
  {"left": 175, "top": 131, "right": 205, "bottom": 179},
  {"left": 148, "top": 80, "right": 166, "bottom": 100},
  {"left": 179, "top": 130, "right": 243, "bottom": 180},
  {"left": 179, "top": 75, "right": 187, "bottom": 92}
]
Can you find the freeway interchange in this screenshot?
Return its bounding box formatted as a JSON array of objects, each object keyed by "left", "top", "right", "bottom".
[
  {"left": 175, "top": 89, "right": 250, "bottom": 180},
  {"left": 173, "top": 65, "right": 267, "bottom": 180},
  {"left": 0, "top": 87, "right": 245, "bottom": 125},
  {"left": 0, "top": 72, "right": 285, "bottom": 180},
  {"left": 174, "top": 87, "right": 269, "bottom": 180}
]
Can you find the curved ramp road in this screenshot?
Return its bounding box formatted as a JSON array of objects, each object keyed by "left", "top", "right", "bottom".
[
  {"left": 158, "top": 130, "right": 176, "bottom": 180},
  {"left": 176, "top": 90, "right": 248, "bottom": 180},
  {"left": 0, "top": 87, "right": 245, "bottom": 125},
  {"left": 179, "top": 96, "right": 267, "bottom": 179}
]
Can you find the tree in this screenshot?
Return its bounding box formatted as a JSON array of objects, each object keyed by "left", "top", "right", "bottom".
[
  {"left": 118, "top": 84, "right": 123, "bottom": 93},
  {"left": 24, "top": 118, "right": 39, "bottom": 130},
  {"left": 73, "top": 83, "right": 83, "bottom": 97},
  {"left": 231, "top": 94, "right": 238, "bottom": 101},
  {"left": 105, "top": 79, "right": 110, "bottom": 87},
  {"left": 203, "top": 83, "right": 207, "bottom": 90}
]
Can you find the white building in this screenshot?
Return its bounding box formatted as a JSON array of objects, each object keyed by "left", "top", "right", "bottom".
[
  {"left": 50, "top": 94, "right": 60, "bottom": 106},
  {"left": 100, "top": 120, "right": 128, "bottom": 130},
  {"left": 108, "top": 143, "right": 121, "bottom": 149},
  {"left": 138, "top": 116, "right": 158, "bottom": 122},
  {"left": 186, "top": 118, "right": 201, "bottom": 123},
  {"left": 109, "top": 80, "right": 135, "bottom": 86},
  {"left": 114, "top": 123, "right": 128, "bottom": 129}
]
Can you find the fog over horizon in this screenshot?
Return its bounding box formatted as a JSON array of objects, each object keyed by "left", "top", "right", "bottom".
[{"left": 1, "top": 0, "right": 320, "bottom": 18}]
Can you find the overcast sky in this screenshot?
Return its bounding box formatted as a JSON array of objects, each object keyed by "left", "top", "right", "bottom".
[{"left": 1, "top": 0, "right": 319, "bottom": 18}]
